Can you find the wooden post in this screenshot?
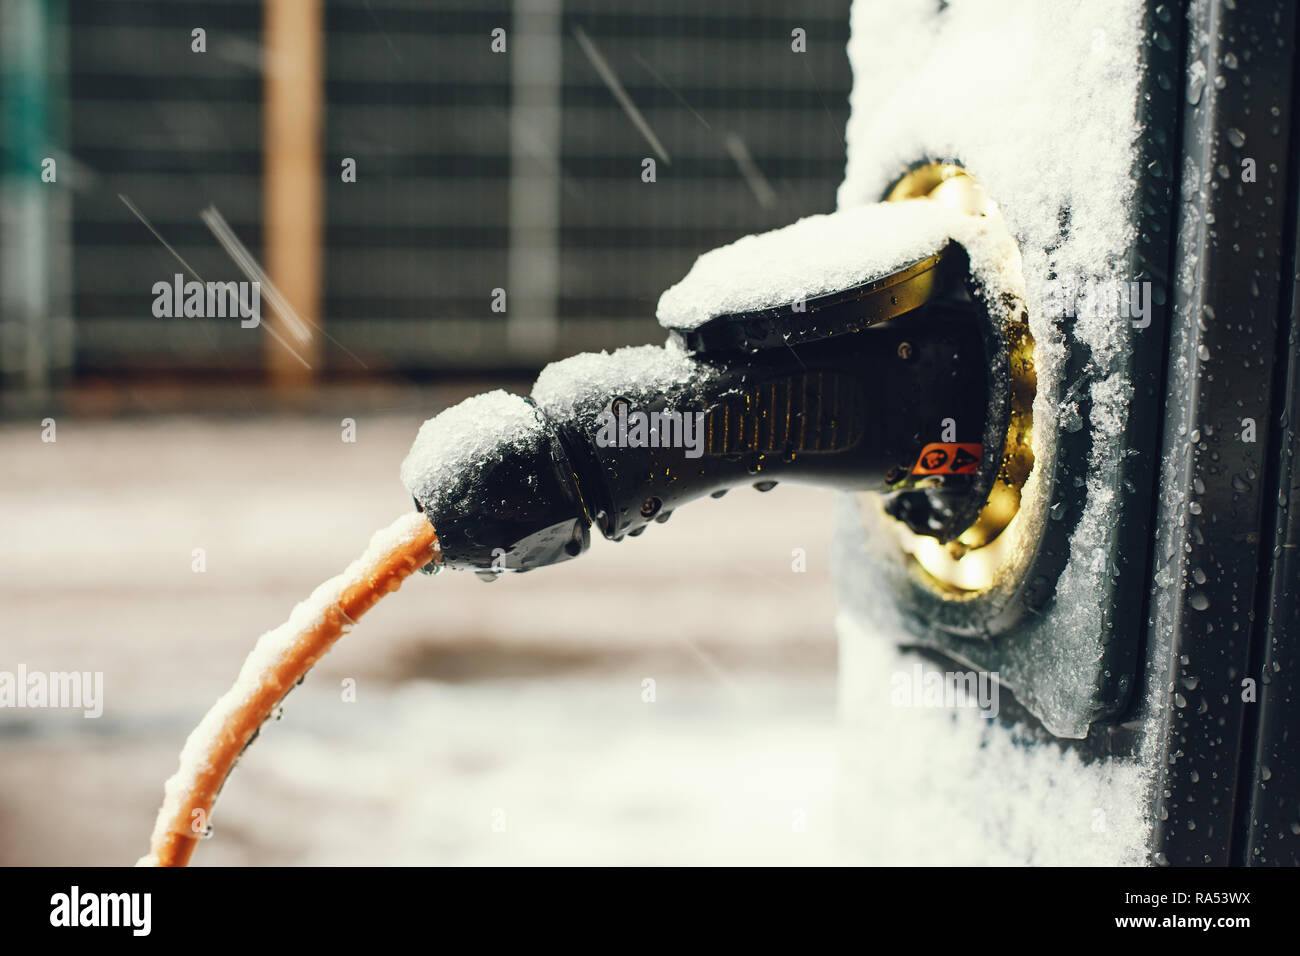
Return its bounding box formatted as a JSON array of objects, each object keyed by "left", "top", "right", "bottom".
[{"left": 263, "top": 0, "right": 323, "bottom": 387}]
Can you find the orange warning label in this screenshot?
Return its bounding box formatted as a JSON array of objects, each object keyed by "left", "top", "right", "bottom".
[{"left": 911, "top": 442, "right": 982, "bottom": 475}]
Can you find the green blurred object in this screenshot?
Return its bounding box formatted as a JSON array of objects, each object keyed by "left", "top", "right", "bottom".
[{"left": 1, "top": 0, "right": 71, "bottom": 396}]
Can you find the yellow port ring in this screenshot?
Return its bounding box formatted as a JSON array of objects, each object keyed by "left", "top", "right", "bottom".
[{"left": 881, "top": 163, "right": 1036, "bottom": 595}]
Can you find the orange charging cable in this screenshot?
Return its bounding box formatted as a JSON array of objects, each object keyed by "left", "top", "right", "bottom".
[{"left": 139, "top": 512, "right": 439, "bottom": 867}]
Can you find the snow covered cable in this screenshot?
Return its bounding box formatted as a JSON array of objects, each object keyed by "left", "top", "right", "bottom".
[{"left": 138, "top": 512, "right": 440, "bottom": 867}]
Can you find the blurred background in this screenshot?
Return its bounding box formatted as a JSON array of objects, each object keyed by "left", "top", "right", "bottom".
[{"left": 2, "top": 0, "right": 853, "bottom": 864}]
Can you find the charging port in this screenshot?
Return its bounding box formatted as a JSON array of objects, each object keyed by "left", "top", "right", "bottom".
[{"left": 878, "top": 163, "right": 1036, "bottom": 596}]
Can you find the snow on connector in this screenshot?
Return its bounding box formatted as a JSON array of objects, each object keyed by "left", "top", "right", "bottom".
[
  {"left": 655, "top": 200, "right": 1025, "bottom": 336},
  {"left": 400, "top": 390, "right": 547, "bottom": 515},
  {"left": 532, "top": 340, "right": 708, "bottom": 420},
  {"left": 657, "top": 201, "right": 967, "bottom": 331}
]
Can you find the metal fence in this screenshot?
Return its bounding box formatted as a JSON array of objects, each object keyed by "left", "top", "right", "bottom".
[{"left": 1, "top": 0, "right": 851, "bottom": 387}]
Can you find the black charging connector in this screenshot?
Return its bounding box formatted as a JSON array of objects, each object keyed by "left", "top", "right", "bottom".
[{"left": 411, "top": 241, "right": 1008, "bottom": 572}]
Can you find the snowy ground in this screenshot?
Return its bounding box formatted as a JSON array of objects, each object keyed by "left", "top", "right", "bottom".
[{"left": 0, "top": 411, "right": 839, "bottom": 865}]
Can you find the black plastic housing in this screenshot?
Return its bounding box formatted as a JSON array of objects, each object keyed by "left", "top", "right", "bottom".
[
  {"left": 412, "top": 258, "right": 999, "bottom": 573},
  {"left": 553, "top": 308, "right": 989, "bottom": 546}
]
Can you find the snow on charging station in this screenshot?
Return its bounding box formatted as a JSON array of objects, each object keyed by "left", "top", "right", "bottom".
[{"left": 828, "top": 0, "right": 1162, "bottom": 865}]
